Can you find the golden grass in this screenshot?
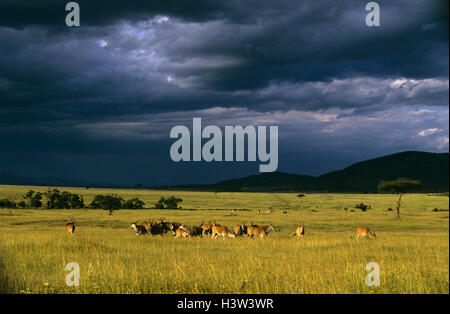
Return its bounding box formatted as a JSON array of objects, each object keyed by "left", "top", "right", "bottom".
[{"left": 0, "top": 185, "right": 448, "bottom": 294}]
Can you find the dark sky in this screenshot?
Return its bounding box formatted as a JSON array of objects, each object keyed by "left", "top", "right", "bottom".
[{"left": 0, "top": 0, "right": 448, "bottom": 186}]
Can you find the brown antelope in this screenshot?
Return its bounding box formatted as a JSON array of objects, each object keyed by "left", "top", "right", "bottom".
[
  {"left": 233, "top": 222, "right": 247, "bottom": 236},
  {"left": 66, "top": 222, "right": 75, "bottom": 235},
  {"left": 293, "top": 222, "right": 304, "bottom": 237},
  {"left": 140, "top": 221, "right": 153, "bottom": 231},
  {"left": 130, "top": 223, "right": 147, "bottom": 236},
  {"left": 147, "top": 222, "right": 170, "bottom": 235},
  {"left": 190, "top": 226, "right": 203, "bottom": 237},
  {"left": 248, "top": 224, "right": 275, "bottom": 238},
  {"left": 246, "top": 222, "right": 258, "bottom": 237},
  {"left": 201, "top": 221, "right": 213, "bottom": 236},
  {"left": 158, "top": 218, "right": 171, "bottom": 233},
  {"left": 178, "top": 225, "right": 203, "bottom": 237},
  {"left": 211, "top": 223, "right": 235, "bottom": 239},
  {"left": 356, "top": 227, "right": 376, "bottom": 239},
  {"left": 166, "top": 222, "right": 182, "bottom": 235},
  {"left": 174, "top": 225, "right": 191, "bottom": 238}
]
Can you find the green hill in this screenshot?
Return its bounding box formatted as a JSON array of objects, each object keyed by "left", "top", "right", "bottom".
[{"left": 158, "top": 151, "right": 449, "bottom": 192}]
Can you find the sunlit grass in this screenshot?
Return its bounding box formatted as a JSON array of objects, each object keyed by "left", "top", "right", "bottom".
[{"left": 0, "top": 185, "right": 448, "bottom": 294}]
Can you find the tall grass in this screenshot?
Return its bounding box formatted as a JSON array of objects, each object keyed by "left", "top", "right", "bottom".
[{"left": 0, "top": 185, "right": 448, "bottom": 294}]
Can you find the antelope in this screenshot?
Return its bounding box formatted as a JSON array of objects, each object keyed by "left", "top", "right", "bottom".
[
  {"left": 166, "top": 222, "right": 182, "bottom": 235},
  {"left": 148, "top": 222, "right": 170, "bottom": 235},
  {"left": 211, "top": 224, "right": 235, "bottom": 239},
  {"left": 233, "top": 222, "right": 247, "bottom": 236},
  {"left": 177, "top": 225, "right": 203, "bottom": 237},
  {"left": 201, "top": 221, "right": 213, "bottom": 236},
  {"left": 66, "top": 222, "right": 75, "bottom": 234},
  {"left": 356, "top": 227, "right": 376, "bottom": 239},
  {"left": 158, "top": 218, "right": 170, "bottom": 233},
  {"left": 130, "top": 223, "right": 147, "bottom": 236},
  {"left": 190, "top": 226, "right": 203, "bottom": 237},
  {"left": 246, "top": 222, "right": 258, "bottom": 237},
  {"left": 140, "top": 221, "right": 153, "bottom": 231},
  {"left": 293, "top": 222, "right": 304, "bottom": 237},
  {"left": 174, "top": 225, "right": 191, "bottom": 238},
  {"left": 248, "top": 224, "right": 275, "bottom": 238}
]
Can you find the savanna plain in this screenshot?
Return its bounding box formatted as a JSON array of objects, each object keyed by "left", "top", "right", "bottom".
[{"left": 0, "top": 185, "right": 448, "bottom": 294}]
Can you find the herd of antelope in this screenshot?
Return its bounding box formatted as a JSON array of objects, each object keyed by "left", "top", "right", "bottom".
[
  {"left": 66, "top": 217, "right": 376, "bottom": 239},
  {"left": 123, "top": 219, "right": 376, "bottom": 239},
  {"left": 128, "top": 219, "right": 277, "bottom": 239}
]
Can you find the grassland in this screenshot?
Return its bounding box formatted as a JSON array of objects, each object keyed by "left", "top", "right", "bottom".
[{"left": 0, "top": 185, "right": 448, "bottom": 294}]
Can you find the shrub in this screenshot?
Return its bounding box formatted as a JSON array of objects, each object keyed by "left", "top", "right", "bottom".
[
  {"left": 122, "top": 198, "right": 145, "bottom": 209},
  {"left": 355, "top": 203, "right": 371, "bottom": 211},
  {"left": 22, "top": 190, "right": 43, "bottom": 208},
  {"left": 155, "top": 196, "right": 183, "bottom": 209},
  {"left": 89, "top": 194, "right": 123, "bottom": 215},
  {"left": 44, "top": 189, "right": 84, "bottom": 209},
  {"left": 432, "top": 208, "right": 449, "bottom": 212},
  {"left": 0, "top": 199, "right": 16, "bottom": 208}
]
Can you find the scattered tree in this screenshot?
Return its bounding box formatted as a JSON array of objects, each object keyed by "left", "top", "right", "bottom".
[
  {"left": 22, "top": 190, "right": 43, "bottom": 208},
  {"left": 155, "top": 196, "right": 183, "bottom": 209},
  {"left": 89, "top": 194, "right": 123, "bottom": 215},
  {"left": 122, "top": 198, "right": 145, "bottom": 209},
  {"left": 378, "top": 178, "right": 422, "bottom": 218},
  {"left": 0, "top": 199, "right": 16, "bottom": 208},
  {"left": 44, "top": 189, "right": 84, "bottom": 209}
]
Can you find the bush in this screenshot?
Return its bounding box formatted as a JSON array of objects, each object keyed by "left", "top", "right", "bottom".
[
  {"left": 89, "top": 194, "right": 123, "bottom": 214},
  {"left": 22, "top": 190, "right": 43, "bottom": 208},
  {"left": 355, "top": 203, "right": 371, "bottom": 211},
  {"left": 0, "top": 199, "right": 16, "bottom": 208},
  {"left": 432, "top": 208, "right": 449, "bottom": 212},
  {"left": 44, "top": 189, "right": 84, "bottom": 209},
  {"left": 122, "top": 198, "right": 145, "bottom": 209},
  {"left": 155, "top": 196, "right": 183, "bottom": 209}
]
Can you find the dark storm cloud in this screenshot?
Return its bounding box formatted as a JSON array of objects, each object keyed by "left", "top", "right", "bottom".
[
  {"left": 1, "top": 0, "right": 448, "bottom": 121},
  {"left": 0, "top": 0, "right": 448, "bottom": 185}
]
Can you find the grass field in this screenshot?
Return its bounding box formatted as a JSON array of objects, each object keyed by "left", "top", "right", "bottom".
[{"left": 0, "top": 185, "right": 448, "bottom": 294}]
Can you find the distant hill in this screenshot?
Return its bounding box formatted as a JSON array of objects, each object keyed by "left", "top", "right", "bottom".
[
  {"left": 315, "top": 151, "right": 448, "bottom": 192},
  {"left": 155, "top": 151, "right": 449, "bottom": 192},
  {"left": 1, "top": 151, "right": 448, "bottom": 192}
]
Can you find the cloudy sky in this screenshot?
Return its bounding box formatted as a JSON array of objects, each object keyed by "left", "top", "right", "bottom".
[{"left": 0, "top": 0, "right": 448, "bottom": 186}]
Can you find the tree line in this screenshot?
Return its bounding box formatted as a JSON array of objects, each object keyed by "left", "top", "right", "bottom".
[
  {"left": 0, "top": 189, "right": 183, "bottom": 213},
  {"left": 0, "top": 177, "right": 423, "bottom": 218}
]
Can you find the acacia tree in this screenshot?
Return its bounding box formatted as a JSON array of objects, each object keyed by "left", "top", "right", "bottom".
[
  {"left": 378, "top": 178, "right": 422, "bottom": 218},
  {"left": 23, "top": 190, "right": 43, "bottom": 208},
  {"left": 155, "top": 196, "right": 183, "bottom": 209},
  {"left": 89, "top": 194, "right": 123, "bottom": 215}
]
